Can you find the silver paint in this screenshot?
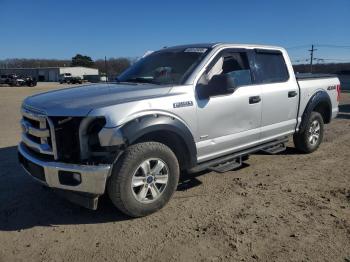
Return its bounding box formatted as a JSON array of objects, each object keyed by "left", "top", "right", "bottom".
[{"left": 18, "top": 43, "right": 340, "bottom": 195}]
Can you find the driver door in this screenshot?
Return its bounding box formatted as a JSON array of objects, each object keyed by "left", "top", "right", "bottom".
[{"left": 195, "top": 49, "right": 262, "bottom": 162}]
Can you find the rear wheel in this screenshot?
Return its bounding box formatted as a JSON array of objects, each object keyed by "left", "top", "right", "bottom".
[
  {"left": 107, "top": 142, "right": 179, "bottom": 217},
  {"left": 293, "top": 111, "right": 324, "bottom": 153}
]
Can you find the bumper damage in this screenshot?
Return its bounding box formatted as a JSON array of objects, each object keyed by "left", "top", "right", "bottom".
[{"left": 18, "top": 143, "right": 112, "bottom": 209}]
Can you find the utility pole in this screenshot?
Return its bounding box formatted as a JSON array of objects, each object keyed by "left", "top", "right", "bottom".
[
  {"left": 104, "top": 56, "right": 107, "bottom": 82},
  {"left": 309, "top": 44, "right": 317, "bottom": 73}
]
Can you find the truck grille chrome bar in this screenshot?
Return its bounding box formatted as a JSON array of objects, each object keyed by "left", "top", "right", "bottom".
[
  {"left": 21, "top": 106, "right": 58, "bottom": 159},
  {"left": 20, "top": 119, "right": 50, "bottom": 137},
  {"left": 21, "top": 133, "right": 53, "bottom": 155}
]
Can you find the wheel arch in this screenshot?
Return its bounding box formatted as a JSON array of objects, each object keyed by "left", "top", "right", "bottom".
[
  {"left": 121, "top": 114, "right": 197, "bottom": 170},
  {"left": 299, "top": 90, "right": 331, "bottom": 132}
]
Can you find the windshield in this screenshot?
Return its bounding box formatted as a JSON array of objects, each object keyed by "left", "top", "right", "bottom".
[{"left": 117, "top": 47, "right": 210, "bottom": 85}]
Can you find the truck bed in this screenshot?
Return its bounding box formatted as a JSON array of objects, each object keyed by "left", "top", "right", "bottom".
[
  {"left": 296, "top": 74, "right": 340, "bottom": 129},
  {"left": 295, "top": 73, "right": 336, "bottom": 80}
]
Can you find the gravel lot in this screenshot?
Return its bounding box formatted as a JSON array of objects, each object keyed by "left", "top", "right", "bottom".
[{"left": 0, "top": 83, "right": 349, "bottom": 262}]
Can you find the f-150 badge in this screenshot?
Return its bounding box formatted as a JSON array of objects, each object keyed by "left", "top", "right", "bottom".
[{"left": 173, "top": 101, "right": 194, "bottom": 108}]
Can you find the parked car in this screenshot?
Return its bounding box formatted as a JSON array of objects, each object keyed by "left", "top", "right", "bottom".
[
  {"left": 59, "top": 73, "right": 83, "bottom": 84},
  {"left": 0, "top": 74, "right": 36, "bottom": 87},
  {"left": 0, "top": 74, "right": 17, "bottom": 86},
  {"left": 18, "top": 43, "right": 340, "bottom": 217},
  {"left": 22, "top": 76, "right": 37, "bottom": 87}
]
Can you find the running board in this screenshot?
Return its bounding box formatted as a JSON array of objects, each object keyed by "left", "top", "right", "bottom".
[
  {"left": 209, "top": 157, "right": 242, "bottom": 173},
  {"left": 189, "top": 137, "right": 289, "bottom": 173},
  {"left": 261, "top": 143, "right": 286, "bottom": 154}
]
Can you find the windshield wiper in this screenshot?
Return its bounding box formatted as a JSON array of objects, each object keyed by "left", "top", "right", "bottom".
[{"left": 122, "top": 77, "right": 160, "bottom": 85}]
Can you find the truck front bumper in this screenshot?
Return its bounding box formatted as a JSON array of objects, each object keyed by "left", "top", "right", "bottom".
[{"left": 18, "top": 143, "right": 112, "bottom": 196}]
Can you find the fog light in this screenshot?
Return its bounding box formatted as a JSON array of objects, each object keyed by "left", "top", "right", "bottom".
[{"left": 58, "top": 171, "right": 82, "bottom": 186}]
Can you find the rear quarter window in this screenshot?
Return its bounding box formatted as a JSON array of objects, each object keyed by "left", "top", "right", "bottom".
[{"left": 254, "top": 50, "right": 289, "bottom": 84}]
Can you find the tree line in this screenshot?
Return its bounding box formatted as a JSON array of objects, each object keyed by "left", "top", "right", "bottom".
[
  {"left": 1, "top": 54, "right": 350, "bottom": 77},
  {"left": 0, "top": 54, "right": 133, "bottom": 78},
  {"left": 293, "top": 63, "right": 350, "bottom": 74}
]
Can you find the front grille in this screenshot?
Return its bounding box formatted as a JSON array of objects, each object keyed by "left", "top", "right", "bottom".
[
  {"left": 52, "top": 117, "right": 82, "bottom": 162},
  {"left": 21, "top": 105, "right": 57, "bottom": 160}
]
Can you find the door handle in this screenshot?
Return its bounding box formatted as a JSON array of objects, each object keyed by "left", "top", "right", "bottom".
[
  {"left": 288, "top": 91, "right": 298, "bottom": 98},
  {"left": 249, "top": 96, "right": 261, "bottom": 104}
]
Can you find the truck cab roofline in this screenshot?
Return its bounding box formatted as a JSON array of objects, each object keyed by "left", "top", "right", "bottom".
[{"left": 161, "top": 43, "right": 285, "bottom": 51}]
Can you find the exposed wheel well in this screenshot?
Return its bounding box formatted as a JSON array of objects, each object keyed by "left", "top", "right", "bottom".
[
  {"left": 313, "top": 101, "right": 331, "bottom": 124},
  {"left": 133, "top": 130, "right": 191, "bottom": 170}
]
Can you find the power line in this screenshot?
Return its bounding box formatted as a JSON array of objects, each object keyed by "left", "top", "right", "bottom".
[
  {"left": 287, "top": 44, "right": 350, "bottom": 49},
  {"left": 288, "top": 43, "right": 350, "bottom": 66},
  {"left": 316, "top": 44, "right": 350, "bottom": 49},
  {"left": 286, "top": 45, "right": 311, "bottom": 50}
]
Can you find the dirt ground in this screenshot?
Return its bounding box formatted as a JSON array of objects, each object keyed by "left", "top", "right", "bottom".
[{"left": 0, "top": 83, "right": 349, "bottom": 262}]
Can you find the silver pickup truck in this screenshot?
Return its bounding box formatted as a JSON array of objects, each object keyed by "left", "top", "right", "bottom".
[{"left": 18, "top": 43, "right": 340, "bottom": 217}]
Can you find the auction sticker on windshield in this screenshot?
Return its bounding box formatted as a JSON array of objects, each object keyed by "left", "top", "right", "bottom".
[{"left": 184, "top": 48, "right": 208, "bottom": 53}]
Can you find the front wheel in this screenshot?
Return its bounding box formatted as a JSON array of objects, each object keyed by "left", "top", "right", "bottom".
[
  {"left": 107, "top": 142, "right": 180, "bottom": 217},
  {"left": 293, "top": 111, "right": 324, "bottom": 153}
]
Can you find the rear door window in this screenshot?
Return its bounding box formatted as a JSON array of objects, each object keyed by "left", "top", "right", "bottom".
[{"left": 254, "top": 50, "right": 289, "bottom": 84}]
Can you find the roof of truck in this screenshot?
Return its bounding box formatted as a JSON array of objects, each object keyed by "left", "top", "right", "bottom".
[{"left": 162, "top": 43, "right": 284, "bottom": 51}]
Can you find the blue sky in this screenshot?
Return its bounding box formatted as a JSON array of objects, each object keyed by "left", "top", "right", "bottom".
[{"left": 1, "top": 0, "right": 350, "bottom": 63}]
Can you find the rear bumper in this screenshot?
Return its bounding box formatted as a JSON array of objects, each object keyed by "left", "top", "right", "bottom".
[{"left": 18, "top": 143, "right": 111, "bottom": 195}]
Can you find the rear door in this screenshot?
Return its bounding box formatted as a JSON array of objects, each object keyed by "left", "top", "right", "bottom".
[{"left": 253, "top": 49, "right": 299, "bottom": 140}]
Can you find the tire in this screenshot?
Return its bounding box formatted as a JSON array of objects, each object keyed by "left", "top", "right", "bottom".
[
  {"left": 293, "top": 111, "right": 324, "bottom": 153},
  {"left": 107, "top": 142, "right": 180, "bottom": 217}
]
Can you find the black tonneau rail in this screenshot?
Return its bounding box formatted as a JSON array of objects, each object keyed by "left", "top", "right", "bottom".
[{"left": 296, "top": 73, "right": 336, "bottom": 80}]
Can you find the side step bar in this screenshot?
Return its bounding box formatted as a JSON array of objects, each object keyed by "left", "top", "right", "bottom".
[
  {"left": 261, "top": 143, "right": 286, "bottom": 154},
  {"left": 209, "top": 157, "right": 242, "bottom": 173},
  {"left": 189, "top": 137, "right": 288, "bottom": 173}
]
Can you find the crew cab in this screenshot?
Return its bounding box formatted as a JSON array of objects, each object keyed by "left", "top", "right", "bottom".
[{"left": 18, "top": 43, "right": 340, "bottom": 217}]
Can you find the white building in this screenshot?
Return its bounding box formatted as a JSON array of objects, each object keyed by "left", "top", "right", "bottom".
[{"left": 0, "top": 66, "right": 99, "bottom": 82}]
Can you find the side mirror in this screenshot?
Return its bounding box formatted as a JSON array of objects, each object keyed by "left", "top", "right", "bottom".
[{"left": 206, "top": 74, "right": 237, "bottom": 97}]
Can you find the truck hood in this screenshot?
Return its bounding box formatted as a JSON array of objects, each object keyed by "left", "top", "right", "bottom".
[{"left": 23, "top": 83, "right": 172, "bottom": 116}]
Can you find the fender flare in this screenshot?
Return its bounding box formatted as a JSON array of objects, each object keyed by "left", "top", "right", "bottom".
[
  {"left": 299, "top": 90, "right": 332, "bottom": 133},
  {"left": 120, "top": 114, "right": 197, "bottom": 168}
]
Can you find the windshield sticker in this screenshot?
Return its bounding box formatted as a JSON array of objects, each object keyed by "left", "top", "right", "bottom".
[{"left": 184, "top": 48, "right": 208, "bottom": 53}]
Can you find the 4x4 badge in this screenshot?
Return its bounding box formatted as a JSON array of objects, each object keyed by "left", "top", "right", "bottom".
[
  {"left": 173, "top": 101, "right": 193, "bottom": 108},
  {"left": 327, "top": 85, "right": 336, "bottom": 91}
]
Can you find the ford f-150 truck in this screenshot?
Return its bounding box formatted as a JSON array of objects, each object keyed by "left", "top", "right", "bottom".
[{"left": 18, "top": 43, "right": 340, "bottom": 217}]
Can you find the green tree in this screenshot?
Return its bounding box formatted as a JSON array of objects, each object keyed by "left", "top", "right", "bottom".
[{"left": 71, "top": 54, "right": 94, "bottom": 67}]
